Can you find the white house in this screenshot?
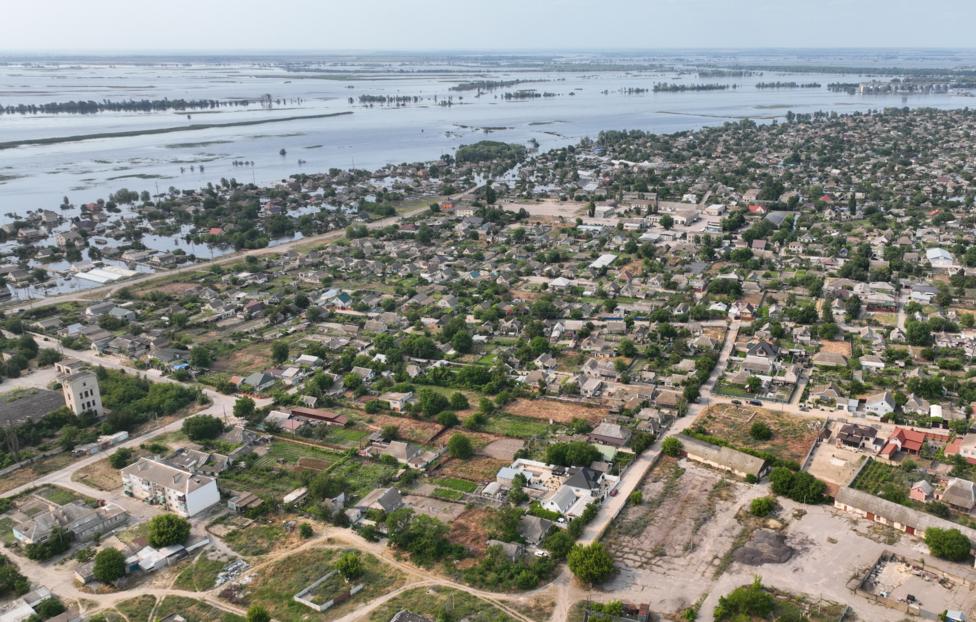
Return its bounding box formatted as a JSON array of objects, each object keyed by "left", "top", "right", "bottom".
[
  {"left": 61, "top": 370, "right": 104, "bottom": 416},
  {"left": 121, "top": 458, "right": 220, "bottom": 517}
]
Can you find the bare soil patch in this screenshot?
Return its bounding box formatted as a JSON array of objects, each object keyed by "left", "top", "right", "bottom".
[
  {"left": 480, "top": 438, "right": 524, "bottom": 461},
  {"left": 818, "top": 340, "right": 853, "bottom": 357},
  {"left": 403, "top": 494, "right": 467, "bottom": 521},
  {"left": 365, "top": 414, "right": 443, "bottom": 444},
  {"left": 436, "top": 456, "right": 507, "bottom": 482},
  {"left": 505, "top": 398, "right": 604, "bottom": 425},
  {"left": 449, "top": 507, "right": 494, "bottom": 555}
]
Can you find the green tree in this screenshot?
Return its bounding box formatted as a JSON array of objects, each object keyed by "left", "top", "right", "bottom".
[
  {"left": 108, "top": 447, "right": 134, "bottom": 469},
  {"left": 181, "top": 414, "right": 225, "bottom": 441},
  {"left": 233, "top": 396, "right": 256, "bottom": 420},
  {"left": 335, "top": 551, "right": 364, "bottom": 580},
  {"left": 661, "top": 436, "right": 683, "bottom": 457},
  {"left": 189, "top": 346, "right": 213, "bottom": 369},
  {"left": 925, "top": 527, "right": 972, "bottom": 562},
  {"left": 746, "top": 376, "right": 763, "bottom": 394},
  {"left": 660, "top": 214, "right": 674, "bottom": 230},
  {"left": 447, "top": 433, "right": 474, "bottom": 459},
  {"left": 246, "top": 605, "right": 271, "bottom": 622},
  {"left": 93, "top": 548, "right": 126, "bottom": 583},
  {"left": 749, "top": 497, "right": 776, "bottom": 517},
  {"left": 271, "top": 341, "right": 289, "bottom": 364},
  {"left": 147, "top": 514, "right": 190, "bottom": 548},
  {"left": 749, "top": 421, "right": 773, "bottom": 441},
  {"left": 567, "top": 543, "right": 615, "bottom": 585}
]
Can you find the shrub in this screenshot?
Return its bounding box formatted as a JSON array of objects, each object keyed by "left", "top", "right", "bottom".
[
  {"left": 567, "top": 542, "right": 615, "bottom": 585},
  {"left": 93, "top": 548, "right": 126, "bottom": 583},
  {"left": 769, "top": 467, "right": 826, "bottom": 504},
  {"left": 628, "top": 491, "right": 643, "bottom": 505},
  {"left": 299, "top": 523, "right": 313, "bottom": 539},
  {"left": 108, "top": 447, "right": 134, "bottom": 469},
  {"left": 661, "top": 436, "right": 683, "bottom": 457},
  {"left": 447, "top": 433, "right": 474, "bottom": 459},
  {"left": 749, "top": 497, "right": 776, "bottom": 517},
  {"left": 182, "top": 414, "right": 225, "bottom": 441},
  {"left": 545, "top": 441, "right": 600, "bottom": 467},
  {"left": 246, "top": 605, "right": 271, "bottom": 622},
  {"left": 148, "top": 514, "right": 190, "bottom": 548},
  {"left": 714, "top": 577, "right": 774, "bottom": 621},
  {"left": 749, "top": 421, "right": 773, "bottom": 441},
  {"left": 925, "top": 527, "right": 972, "bottom": 562},
  {"left": 335, "top": 551, "right": 363, "bottom": 580}
]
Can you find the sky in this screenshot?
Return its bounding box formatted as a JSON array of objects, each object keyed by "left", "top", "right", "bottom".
[{"left": 2, "top": 0, "right": 974, "bottom": 52}]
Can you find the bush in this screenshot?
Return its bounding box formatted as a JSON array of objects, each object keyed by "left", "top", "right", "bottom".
[
  {"left": 749, "top": 422, "right": 773, "bottom": 441},
  {"left": 749, "top": 497, "right": 776, "bottom": 517},
  {"left": 661, "top": 436, "right": 683, "bottom": 457},
  {"left": 246, "top": 605, "right": 271, "bottom": 622},
  {"left": 335, "top": 551, "right": 363, "bottom": 580},
  {"left": 25, "top": 527, "right": 74, "bottom": 561},
  {"left": 93, "top": 548, "right": 126, "bottom": 583},
  {"left": 714, "top": 577, "right": 774, "bottom": 621},
  {"left": 182, "top": 414, "right": 225, "bottom": 441},
  {"left": 108, "top": 447, "right": 134, "bottom": 469},
  {"left": 925, "top": 527, "right": 972, "bottom": 562},
  {"left": 545, "top": 441, "right": 600, "bottom": 467},
  {"left": 299, "top": 523, "right": 313, "bottom": 539},
  {"left": 0, "top": 555, "right": 29, "bottom": 598},
  {"left": 628, "top": 491, "right": 643, "bottom": 505},
  {"left": 32, "top": 597, "right": 66, "bottom": 619},
  {"left": 147, "top": 514, "right": 190, "bottom": 548},
  {"left": 567, "top": 542, "right": 615, "bottom": 585},
  {"left": 769, "top": 467, "right": 826, "bottom": 504},
  {"left": 447, "top": 433, "right": 474, "bottom": 459}
]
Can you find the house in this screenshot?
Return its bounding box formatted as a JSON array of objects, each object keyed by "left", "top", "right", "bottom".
[
  {"left": 289, "top": 407, "right": 349, "bottom": 427},
  {"left": 588, "top": 422, "right": 632, "bottom": 448},
  {"left": 580, "top": 377, "right": 604, "bottom": 398},
  {"left": 356, "top": 487, "right": 404, "bottom": 514},
  {"left": 910, "top": 480, "right": 934, "bottom": 503},
  {"left": 11, "top": 498, "right": 127, "bottom": 545},
  {"left": 518, "top": 515, "right": 554, "bottom": 546},
  {"left": 121, "top": 458, "right": 220, "bottom": 517},
  {"left": 835, "top": 423, "right": 878, "bottom": 449},
  {"left": 60, "top": 370, "right": 104, "bottom": 416},
  {"left": 240, "top": 371, "right": 276, "bottom": 392},
  {"left": 679, "top": 435, "right": 768, "bottom": 480},
  {"left": 541, "top": 485, "right": 579, "bottom": 515},
  {"left": 378, "top": 392, "right": 415, "bottom": 413},
  {"left": 941, "top": 478, "right": 976, "bottom": 512},
  {"left": 864, "top": 391, "right": 896, "bottom": 417}
]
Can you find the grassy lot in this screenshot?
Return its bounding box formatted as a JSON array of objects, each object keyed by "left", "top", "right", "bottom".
[
  {"left": 432, "top": 488, "right": 465, "bottom": 501},
  {"left": 154, "top": 596, "right": 244, "bottom": 622},
  {"left": 483, "top": 413, "right": 551, "bottom": 439},
  {"left": 223, "top": 522, "right": 288, "bottom": 557},
  {"left": 173, "top": 553, "right": 228, "bottom": 592},
  {"left": 693, "top": 404, "right": 822, "bottom": 465},
  {"left": 368, "top": 586, "right": 517, "bottom": 622},
  {"left": 257, "top": 439, "right": 343, "bottom": 467},
  {"left": 115, "top": 595, "right": 157, "bottom": 622},
  {"left": 245, "top": 548, "right": 405, "bottom": 621},
  {"left": 328, "top": 458, "right": 399, "bottom": 500},
  {"left": 35, "top": 485, "right": 89, "bottom": 506},
  {"left": 221, "top": 439, "right": 344, "bottom": 497},
  {"left": 433, "top": 477, "right": 478, "bottom": 493}
]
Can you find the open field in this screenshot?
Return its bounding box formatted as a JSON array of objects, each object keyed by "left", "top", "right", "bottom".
[
  {"left": 499, "top": 198, "right": 584, "bottom": 219},
  {"left": 604, "top": 458, "right": 745, "bottom": 575},
  {"left": 435, "top": 455, "right": 507, "bottom": 483},
  {"left": 449, "top": 507, "right": 494, "bottom": 555},
  {"left": 211, "top": 343, "right": 272, "bottom": 375},
  {"left": 367, "top": 585, "right": 518, "bottom": 622},
  {"left": 693, "top": 404, "right": 823, "bottom": 465},
  {"left": 154, "top": 596, "right": 243, "bottom": 622},
  {"left": 505, "top": 398, "right": 605, "bottom": 425},
  {"left": 403, "top": 494, "right": 468, "bottom": 521},
  {"left": 228, "top": 547, "right": 405, "bottom": 621}
]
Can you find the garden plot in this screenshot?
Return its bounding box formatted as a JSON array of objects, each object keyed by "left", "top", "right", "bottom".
[{"left": 403, "top": 494, "right": 467, "bottom": 521}]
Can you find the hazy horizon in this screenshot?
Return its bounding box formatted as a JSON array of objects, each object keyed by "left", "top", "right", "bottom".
[{"left": 4, "top": 0, "right": 975, "bottom": 53}]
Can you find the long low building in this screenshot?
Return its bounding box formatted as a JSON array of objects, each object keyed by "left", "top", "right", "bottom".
[
  {"left": 834, "top": 487, "right": 976, "bottom": 566},
  {"left": 678, "top": 434, "right": 769, "bottom": 480}
]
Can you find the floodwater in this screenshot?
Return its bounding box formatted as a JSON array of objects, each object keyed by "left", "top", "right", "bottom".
[{"left": 2, "top": 52, "right": 974, "bottom": 220}]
